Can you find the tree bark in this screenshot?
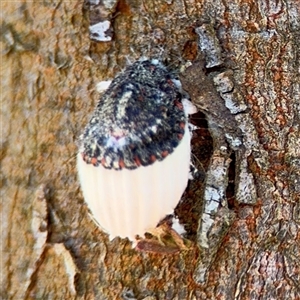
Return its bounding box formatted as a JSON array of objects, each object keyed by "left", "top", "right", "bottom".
[{"left": 1, "top": 0, "right": 299, "bottom": 299}]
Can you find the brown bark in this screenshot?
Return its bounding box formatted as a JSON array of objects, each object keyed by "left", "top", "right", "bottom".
[{"left": 1, "top": 0, "right": 299, "bottom": 299}]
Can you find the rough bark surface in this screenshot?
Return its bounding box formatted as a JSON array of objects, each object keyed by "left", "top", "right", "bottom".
[{"left": 1, "top": 0, "right": 299, "bottom": 299}]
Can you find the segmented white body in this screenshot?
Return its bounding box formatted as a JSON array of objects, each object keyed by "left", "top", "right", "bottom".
[{"left": 77, "top": 124, "right": 191, "bottom": 242}]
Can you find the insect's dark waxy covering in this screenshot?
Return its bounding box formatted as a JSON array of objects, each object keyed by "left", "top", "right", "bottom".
[{"left": 79, "top": 60, "right": 186, "bottom": 170}]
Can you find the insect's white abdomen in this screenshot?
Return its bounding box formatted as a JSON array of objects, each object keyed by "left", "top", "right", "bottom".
[{"left": 77, "top": 125, "right": 191, "bottom": 242}]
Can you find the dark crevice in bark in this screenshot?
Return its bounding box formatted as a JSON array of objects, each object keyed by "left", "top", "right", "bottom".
[
  {"left": 175, "top": 110, "right": 213, "bottom": 241},
  {"left": 227, "top": 151, "right": 236, "bottom": 209}
]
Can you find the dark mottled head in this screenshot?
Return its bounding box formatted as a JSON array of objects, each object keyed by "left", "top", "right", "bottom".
[{"left": 79, "top": 60, "right": 187, "bottom": 170}]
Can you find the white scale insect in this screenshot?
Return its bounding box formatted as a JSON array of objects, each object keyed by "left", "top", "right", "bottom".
[{"left": 77, "top": 59, "right": 196, "bottom": 249}]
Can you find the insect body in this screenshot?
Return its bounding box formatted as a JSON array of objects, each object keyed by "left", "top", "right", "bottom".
[{"left": 77, "top": 60, "right": 193, "bottom": 244}]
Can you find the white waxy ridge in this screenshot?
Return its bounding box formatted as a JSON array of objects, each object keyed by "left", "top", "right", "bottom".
[{"left": 77, "top": 124, "right": 191, "bottom": 241}]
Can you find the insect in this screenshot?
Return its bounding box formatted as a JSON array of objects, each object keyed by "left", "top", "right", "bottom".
[{"left": 77, "top": 59, "right": 196, "bottom": 251}]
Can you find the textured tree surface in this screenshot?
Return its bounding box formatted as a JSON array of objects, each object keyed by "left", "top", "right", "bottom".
[{"left": 1, "top": 1, "right": 300, "bottom": 299}]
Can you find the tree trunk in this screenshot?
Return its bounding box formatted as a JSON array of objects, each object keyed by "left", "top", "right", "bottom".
[{"left": 1, "top": 0, "right": 299, "bottom": 299}]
